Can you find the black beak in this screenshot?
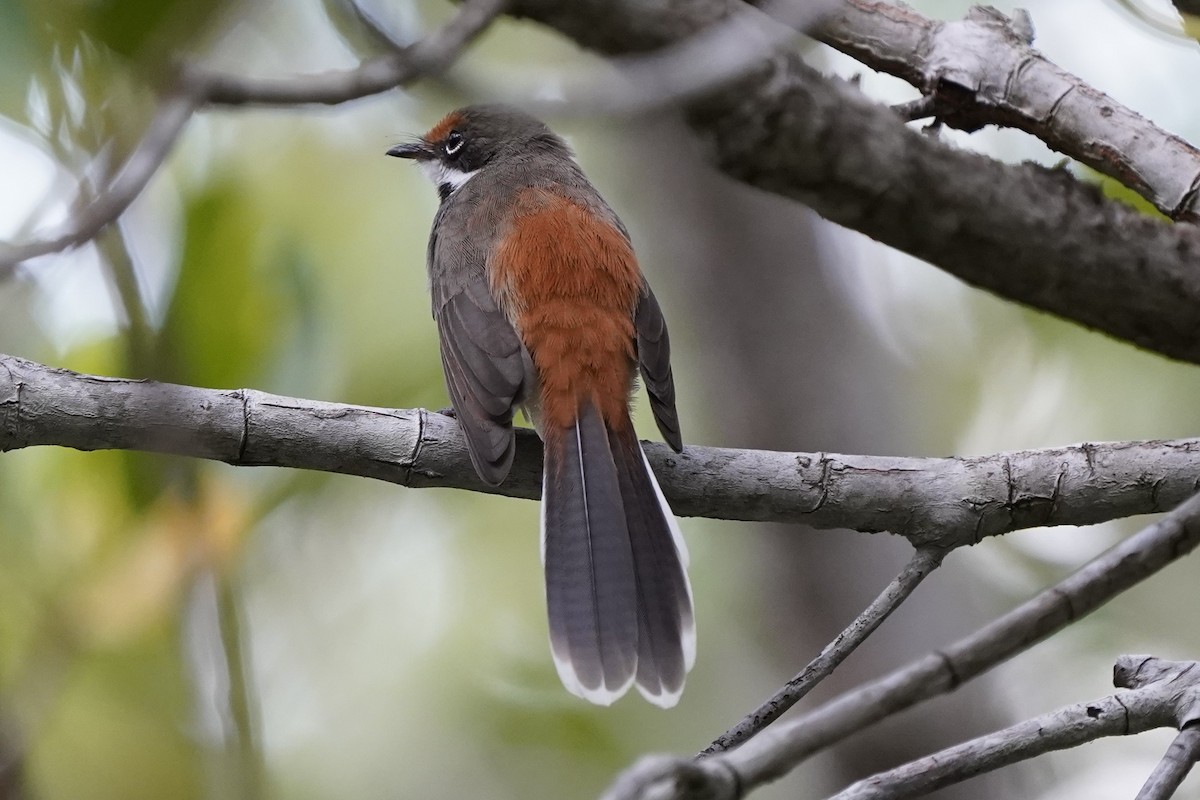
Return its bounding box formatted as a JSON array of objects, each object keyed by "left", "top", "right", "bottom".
[{"left": 386, "top": 142, "right": 433, "bottom": 160}]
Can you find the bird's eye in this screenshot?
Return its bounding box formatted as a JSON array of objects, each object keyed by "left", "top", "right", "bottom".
[{"left": 444, "top": 131, "right": 464, "bottom": 156}]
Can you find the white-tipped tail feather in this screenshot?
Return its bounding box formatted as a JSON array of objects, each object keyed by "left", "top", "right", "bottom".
[{"left": 541, "top": 403, "right": 694, "bottom": 707}]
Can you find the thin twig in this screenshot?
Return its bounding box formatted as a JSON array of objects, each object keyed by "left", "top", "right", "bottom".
[
  {"left": 337, "top": 0, "right": 410, "bottom": 54},
  {"left": 1115, "top": 0, "right": 1193, "bottom": 40},
  {"left": 729, "top": 495, "right": 1200, "bottom": 791},
  {"left": 0, "top": 91, "right": 198, "bottom": 275},
  {"left": 700, "top": 546, "right": 945, "bottom": 755},
  {"left": 185, "top": 0, "right": 505, "bottom": 106},
  {"left": 0, "top": 0, "right": 507, "bottom": 274},
  {"left": 1136, "top": 726, "right": 1200, "bottom": 800},
  {"left": 0, "top": 715, "right": 23, "bottom": 800},
  {"left": 4, "top": 354, "right": 1200, "bottom": 541},
  {"left": 215, "top": 572, "right": 264, "bottom": 800},
  {"left": 95, "top": 225, "right": 155, "bottom": 374},
  {"left": 599, "top": 492, "right": 1200, "bottom": 800}
]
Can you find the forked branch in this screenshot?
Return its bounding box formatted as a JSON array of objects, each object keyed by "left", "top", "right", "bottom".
[{"left": 599, "top": 494, "right": 1200, "bottom": 799}]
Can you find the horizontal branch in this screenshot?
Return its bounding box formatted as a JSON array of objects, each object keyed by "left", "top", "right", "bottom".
[
  {"left": 817, "top": 1, "right": 1200, "bottom": 221},
  {"left": 601, "top": 493, "right": 1200, "bottom": 799},
  {"left": 2, "top": 353, "right": 1199, "bottom": 543},
  {"left": 510, "top": 0, "right": 1200, "bottom": 365}
]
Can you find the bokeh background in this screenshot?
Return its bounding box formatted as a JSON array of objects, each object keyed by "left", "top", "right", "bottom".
[{"left": 2, "top": 1, "right": 1200, "bottom": 798}]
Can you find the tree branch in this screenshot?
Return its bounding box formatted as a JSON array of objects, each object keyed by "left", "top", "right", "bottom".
[
  {"left": 4, "top": 354, "right": 1200, "bottom": 541},
  {"left": 0, "top": 0, "right": 506, "bottom": 274},
  {"left": 1114, "top": 656, "right": 1200, "bottom": 727},
  {"left": 817, "top": 1, "right": 1200, "bottom": 221},
  {"left": 826, "top": 656, "right": 1200, "bottom": 800},
  {"left": 509, "top": 0, "right": 1200, "bottom": 365},
  {"left": 599, "top": 494, "right": 1200, "bottom": 799},
  {"left": 182, "top": 0, "right": 506, "bottom": 106},
  {"left": 701, "top": 547, "right": 944, "bottom": 755},
  {"left": 0, "top": 92, "right": 199, "bottom": 272},
  {"left": 1136, "top": 726, "right": 1200, "bottom": 800},
  {"left": 11, "top": 0, "right": 1200, "bottom": 367},
  {"left": 1118, "top": 656, "right": 1200, "bottom": 800},
  {"left": 522, "top": 0, "right": 838, "bottom": 115}
]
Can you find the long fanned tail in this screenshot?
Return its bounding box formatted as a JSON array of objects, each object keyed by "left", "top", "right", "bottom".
[
  {"left": 541, "top": 402, "right": 694, "bottom": 707},
  {"left": 610, "top": 424, "right": 695, "bottom": 707}
]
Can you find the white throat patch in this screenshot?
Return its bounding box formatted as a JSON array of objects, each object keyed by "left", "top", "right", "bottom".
[{"left": 419, "top": 160, "right": 476, "bottom": 195}]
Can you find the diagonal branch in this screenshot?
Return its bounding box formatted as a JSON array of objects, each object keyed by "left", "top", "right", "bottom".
[
  {"left": 825, "top": 655, "right": 1200, "bottom": 800},
  {"left": 1136, "top": 726, "right": 1200, "bottom": 800},
  {"left": 701, "top": 547, "right": 945, "bottom": 755},
  {"left": 817, "top": 1, "right": 1200, "bottom": 221},
  {"left": 535, "top": 0, "right": 839, "bottom": 115},
  {"left": 0, "top": 0, "right": 506, "bottom": 274},
  {"left": 599, "top": 493, "right": 1200, "bottom": 800},
  {"left": 0, "top": 92, "right": 199, "bottom": 272},
  {"left": 3, "top": 353, "right": 1200, "bottom": 542},
  {"left": 11, "top": 0, "right": 1200, "bottom": 368},
  {"left": 509, "top": 0, "right": 1200, "bottom": 365}
]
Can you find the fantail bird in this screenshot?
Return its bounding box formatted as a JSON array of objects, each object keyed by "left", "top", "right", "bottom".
[{"left": 387, "top": 105, "right": 694, "bottom": 707}]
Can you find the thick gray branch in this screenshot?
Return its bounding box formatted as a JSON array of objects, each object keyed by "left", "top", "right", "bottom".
[
  {"left": 9, "top": 1, "right": 1200, "bottom": 366},
  {"left": 600, "top": 494, "right": 1200, "bottom": 799},
  {"left": 1114, "top": 656, "right": 1200, "bottom": 727},
  {"left": 1116, "top": 657, "right": 1200, "bottom": 800},
  {"left": 4, "top": 354, "right": 1200, "bottom": 542},
  {"left": 510, "top": 0, "right": 1200, "bottom": 365},
  {"left": 818, "top": 1, "right": 1200, "bottom": 221}
]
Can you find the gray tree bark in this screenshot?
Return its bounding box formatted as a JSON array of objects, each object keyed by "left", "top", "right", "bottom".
[{"left": 616, "top": 116, "right": 1018, "bottom": 797}]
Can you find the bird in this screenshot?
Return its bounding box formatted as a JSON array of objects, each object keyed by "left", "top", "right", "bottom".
[{"left": 387, "top": 104, "right": 695, "bottom": 707}]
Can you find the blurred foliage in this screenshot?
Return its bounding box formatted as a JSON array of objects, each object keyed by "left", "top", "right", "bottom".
[
  {"left": 0, "top": 1, "right": 34, "bottom": 118},
  {"left": 159, "top": 180, "right": 294, "bottom": 388},
  {"left": 2, "top": 1, "right": 1200, "bottom": 799},
  {"left": 0, "top": 2, "right": 742, "bottom": 798},
  {"left": 20, "top": 0, "right": 233, "bottom": 69}
]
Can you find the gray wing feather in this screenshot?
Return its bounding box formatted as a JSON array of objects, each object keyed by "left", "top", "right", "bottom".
[
  {"left": 427, "top": 197, "right": 530, "bottom": 487},
  {"left": 634, "top": 285, "right": 683, "bottom": 452},
  {"left": 435, "top": 289, "right": 528, "bottom": 487}
]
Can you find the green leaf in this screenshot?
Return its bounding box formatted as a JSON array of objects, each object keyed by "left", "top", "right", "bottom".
[{"left": 158, "top": 179, "right": 289, "bottom": 390}]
